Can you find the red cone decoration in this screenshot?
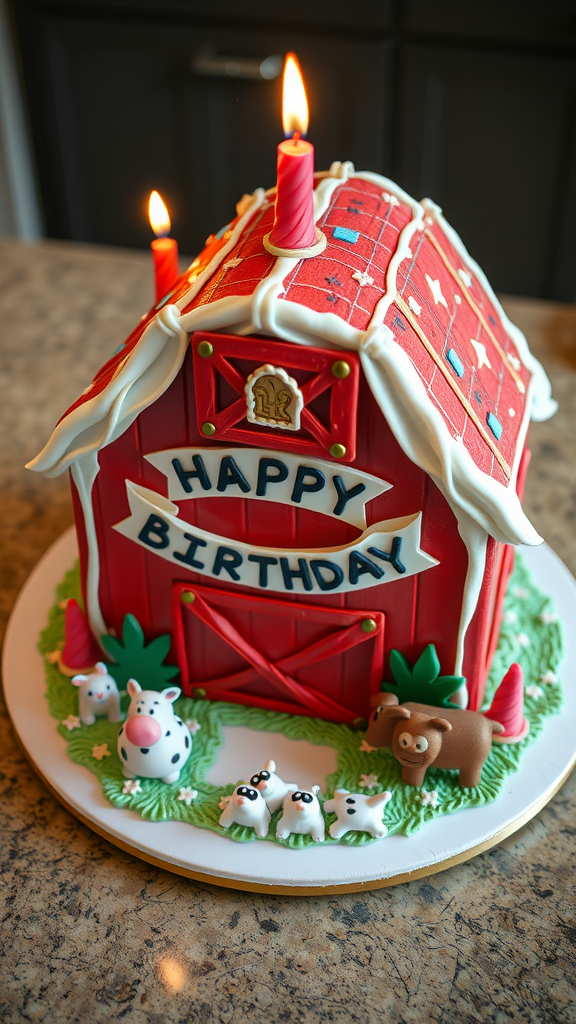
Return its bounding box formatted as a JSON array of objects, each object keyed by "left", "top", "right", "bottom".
[
  {"left": 59, "top": 599, "right": 102, "bottom": 676},
  {"left": 484, "top": 662, "right": 529, "bottom": 743}
]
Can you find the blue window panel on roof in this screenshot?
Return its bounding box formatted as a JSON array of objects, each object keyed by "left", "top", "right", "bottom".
[
  {"left": 446, "top": 348, "right": 464, "bottom": 378},
  {"left": 487, "top": 412, "right": 503, "bottom": 440},
  {"left": 333, "top": 226, "right": 360, "bottom": 244}
]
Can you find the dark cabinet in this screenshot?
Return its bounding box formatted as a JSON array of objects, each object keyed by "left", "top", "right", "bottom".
[
  {"left": 11, "top": 0, "right": 576, "bottom": 301},
  {"left": 397, "top": 45, "right": 576, "bottom": 298}
]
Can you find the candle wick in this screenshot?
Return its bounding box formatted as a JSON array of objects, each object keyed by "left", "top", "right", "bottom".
[{"left": 292, "top": 131, "right": 301, "bottom": 147}]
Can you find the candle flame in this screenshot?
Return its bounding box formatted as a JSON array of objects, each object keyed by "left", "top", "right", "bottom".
[
  {"left": 282, "top": 53, "right": 309, "bottom": 138},
  {"left": 148, "top": 190, "right": 171, "bottom": 237}
]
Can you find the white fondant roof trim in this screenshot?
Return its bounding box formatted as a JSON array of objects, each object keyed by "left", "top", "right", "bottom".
[{"left": 28, "top": 165, "right": 554, "bottom": 547}]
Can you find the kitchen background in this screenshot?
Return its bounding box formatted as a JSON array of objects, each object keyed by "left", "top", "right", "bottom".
[{"left": 1, "top": 0, "right": 575, "bottom": 301}]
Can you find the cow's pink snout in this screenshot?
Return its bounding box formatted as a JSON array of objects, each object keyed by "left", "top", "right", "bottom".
[{"left": 125, "top": 716, "right": 162, "bottom": 747}]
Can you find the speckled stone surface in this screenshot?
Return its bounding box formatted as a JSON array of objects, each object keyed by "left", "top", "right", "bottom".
[{"left": 1, "top": 239, "right": 575, "bottom": 1023}]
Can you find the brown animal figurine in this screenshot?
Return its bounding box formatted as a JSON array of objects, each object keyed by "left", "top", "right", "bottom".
[{"left": 366, "top": 693, "right": 504, "bottom": 788}]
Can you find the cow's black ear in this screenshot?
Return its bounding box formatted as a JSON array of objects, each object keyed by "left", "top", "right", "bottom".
[{"left": 429, "top": 717, "right": 452, "bottom": 732}]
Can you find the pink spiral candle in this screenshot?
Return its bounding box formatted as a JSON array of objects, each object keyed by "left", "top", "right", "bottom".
[{"left": 269, "top": 137, "right": 316, "bottom": 251}]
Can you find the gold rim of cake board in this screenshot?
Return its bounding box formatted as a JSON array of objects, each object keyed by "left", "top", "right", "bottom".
[{"left": 15, "top": 735, "right": 576, "bottom": 896}]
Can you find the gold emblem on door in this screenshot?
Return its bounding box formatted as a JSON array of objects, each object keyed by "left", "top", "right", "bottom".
[{"left": 245, "top": 364, "right": 303, "bottom": 431}]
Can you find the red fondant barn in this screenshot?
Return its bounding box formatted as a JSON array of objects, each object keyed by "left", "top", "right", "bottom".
[{"left": 30, "top": 163, "right": 556, "bottom": 722}]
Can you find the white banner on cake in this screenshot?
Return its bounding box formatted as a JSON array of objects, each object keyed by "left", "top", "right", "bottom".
[
  {"left": 114, "top": 481, "right": 438, "bottom": 597},
  {"left": 145, "top": 447, "right": 391, "bottom": 530}
]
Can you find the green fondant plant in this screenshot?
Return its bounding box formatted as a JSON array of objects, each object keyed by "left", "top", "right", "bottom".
[
  {"left": 100, "top": 614, "right": 178, "bottom": 691},
  {"left": 382, "top": 644, "right": 464, "bottom": 708}
]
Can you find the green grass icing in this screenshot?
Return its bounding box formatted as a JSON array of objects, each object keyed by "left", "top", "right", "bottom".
[{"left": 40, "top": 556, "right": 563, "bottom": 849}]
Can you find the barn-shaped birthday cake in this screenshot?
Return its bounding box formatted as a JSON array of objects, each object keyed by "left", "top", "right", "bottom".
[{"left": 29, "top": 162, "right": 556, "bottom": 722}]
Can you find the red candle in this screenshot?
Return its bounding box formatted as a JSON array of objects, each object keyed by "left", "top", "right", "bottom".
[
  {"left": 268, "top": 54, "right": 318, "bottom": 253},
  {"left": 269, "top": 135, "right": 316, "bottom": 249},
  {"left": 149, "top": 191, "right": 179, "bottom": 304}
]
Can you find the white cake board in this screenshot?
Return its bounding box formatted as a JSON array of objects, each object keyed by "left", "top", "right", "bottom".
[{"left": 4, "top": 529, "right": 576, "bottom": 894}]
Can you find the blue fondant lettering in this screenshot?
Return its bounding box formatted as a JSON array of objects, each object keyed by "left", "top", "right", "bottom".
[
  {"left": 212, "top": 546, "right": 243, "bottom": 581},
  {"left": 247, "top": 554, "right": 278, "bottom": 587},
  {"left": 348, "top": 551, "right": 384, "bottom": 586},
  {"left": 368, "top": 537, "right": 406, "bottom": 575},
  {"left": 310, "top": 560, "right": 344, "bottom": 592},
  {"left": 174, "top": 533, "right": 207, "bottom": 569},
  {"left": 256, "top": 457, "right": 288, "bottom": 497},
  {"left": 138, "top": 514, "right": 170, "bottom": 550},
  {"left": 280, "top": 557, "right": 313, "bottom": 592},
  {"left": 291, "top": 466, "right": 326, "bottom": 505},
  {"left": 217, "top": 456, "right": 251, "bottom": 494},
  {"left": 171, "top": 455, "right": 211, "bottom": 493},
  {"left": 332, "top": 475, "right": 366, "bottom": 518}
]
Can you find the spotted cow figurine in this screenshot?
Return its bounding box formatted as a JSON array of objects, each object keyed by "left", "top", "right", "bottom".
[
  {"left": 117, "top": 680, "right": 191, "bottom": 784},
  {"left": 71, "top": 662, "right": 122, "bottom": 726},
  {"left": 323, "top": 789, "right": 392, "bottom": 840},
  {"left": 249, "top": 760, "right": 298, "bottom": 813},
  {"left": 219, "top": 785, "right": 271, "bottom": 838},
  {"left": 276, "top": 786, "right": 325, "bottom": 843}
]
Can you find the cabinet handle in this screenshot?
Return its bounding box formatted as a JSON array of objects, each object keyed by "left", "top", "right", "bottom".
[{"left": 190, "top": 50, "right": 283, "bottom": 81}]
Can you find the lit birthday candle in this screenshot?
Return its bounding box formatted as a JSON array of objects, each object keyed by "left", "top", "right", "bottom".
[
  {"left": 148, "top": 191, "right": 179, "bottom": 304},
  {"left": 264, "top": 54, "right": 326, "bottom": 259}
]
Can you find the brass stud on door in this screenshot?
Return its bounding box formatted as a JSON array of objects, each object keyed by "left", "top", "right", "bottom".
[
  {"left": 332, "top": 360, "right": 350, "bottom": 379},
  {"left": 197, "top": 340, "right": 214, "bottom": 358},
  {"left": 361, "top": 618, "right": 377, "bottom": 633},
  {"left": 201, "top": 422, "right": 216, "bottom": 436},
  {"left": 181, "top": 591, "right": 195, "bottom": 604},
  {"left": 329, "top": 443, "right": 346, "bottom": 459}
]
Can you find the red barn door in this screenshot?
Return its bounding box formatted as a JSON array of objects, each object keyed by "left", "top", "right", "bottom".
[{"left": 173, "top": 582, "right": 384, "bottom": 724}]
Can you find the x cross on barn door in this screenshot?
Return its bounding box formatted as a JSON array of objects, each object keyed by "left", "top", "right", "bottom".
[
  {"left": 173, "top": 583, "right": 385, "bottom": 723},
  {"left": 192, "top": 332, "right": 360, "bottom": 461}
]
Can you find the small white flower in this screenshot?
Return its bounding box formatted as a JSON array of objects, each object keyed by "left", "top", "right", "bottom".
[
  {"left": 539, "top": 610, "right": 558, "bottom": 625},
  {"left": 513, "top": 587, "right": 529, "bottom": 600},
  {"left": 382, "top": 191, "right": 400, "bottom": 206},
  {"left": 62, "top": 715, "right": 81, "bottom": 732},
  {"left": 405, "top": 248, "right": 413, "bottom": 259},
  {"left": 508, "top": 354, "right": 521, "bottom": 371},
  {"left": 186, "top": 719, "right": 201, "bottom": 735},
  {"left": 455, "top": 294, "right": 462, "bottom": 305},
  {"left": 420, "top": 790, "right": 440, "bottom": 808},
  {"left": 359, "top": 739, "right": 377, "bottom": 754},
  {"left": 458, "top": 269, "right": 473, "bottom": 288},
  {"left": 508, "top": 408, "right": 516, "bottom": 418},
  {"left": 517, "top": 632, "right": 531, "bottom": 648},
  {"left": 122, "top": 779, "right": 142, "bottom": 796},
  {"left": 360, "top": 773, "right": 379, "bottom": 789},
  {"left": 525, "top": 685, "right": 543, "bottom": 700},
  {"left": 177, "top": 786, "right": 198, "bottom": 806},
  {"left": 92, "top": 743, "right": 111, "bottom": 761},
  {"left": 408, "top": 296, "right": 422, "bottom": 316},
  {"left": 503, "top": 610, "right": 518, "bottom": 624},
  {"left": 540, "top": 671, "right": 558, "bottom": 685}
]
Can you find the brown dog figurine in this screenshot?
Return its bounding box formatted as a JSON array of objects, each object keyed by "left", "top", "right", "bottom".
[{"left": 366, "top": 693, "right": 504, "bottom": 788}]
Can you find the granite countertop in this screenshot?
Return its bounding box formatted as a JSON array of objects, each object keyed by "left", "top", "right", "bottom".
[{"left": 1, "top": 238, "right": 575, "bottom": 1023}]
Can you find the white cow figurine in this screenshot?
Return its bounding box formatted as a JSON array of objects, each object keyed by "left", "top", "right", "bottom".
[
  {"left": 71, "top": 662, "right": 122, "bottom": 726},
  {"left": 249, "top": 760, "right": 298, "bottom": 813},
  {"left": 323, "top": 789, "right": 392, "bottom": 840},
  {"left": 117, "top": 680, "right": 191, "bottom": 784},
  {"left": 219, "top": 785, "right": 271, "bottom": 838},
  {"left": 276, "top": 786, "right": 325, "bottom": 843}
]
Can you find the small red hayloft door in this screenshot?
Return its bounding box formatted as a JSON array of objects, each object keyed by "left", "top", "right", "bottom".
[{"left": 172, "top": 582, "right": 384, "bottom": 723}]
